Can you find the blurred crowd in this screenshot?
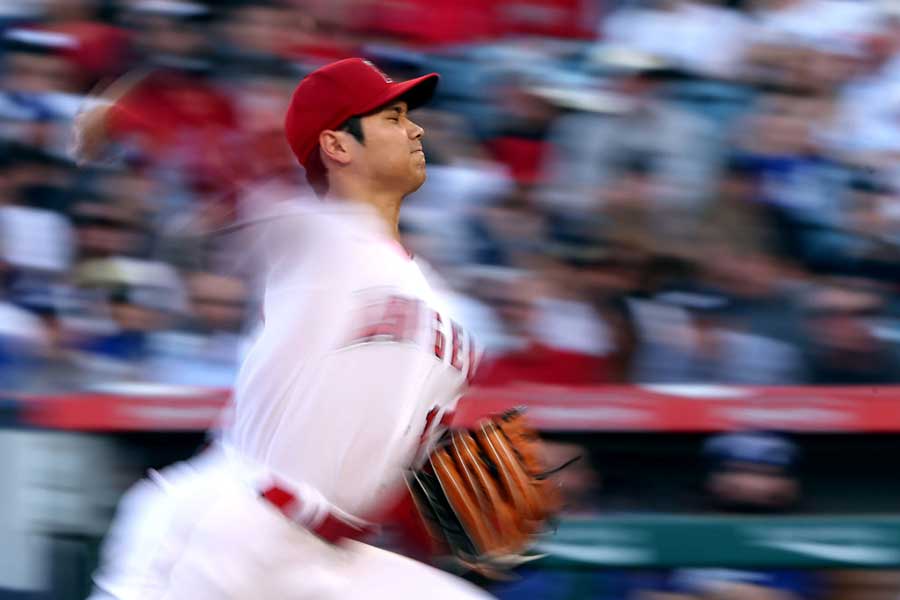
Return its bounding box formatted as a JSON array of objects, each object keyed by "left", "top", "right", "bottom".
[
  {"left": 2, "top": 0, "right": 900, "bottom": 394},
  {"left": 4, "top": 2, "right": 900, "bottom": 598}
]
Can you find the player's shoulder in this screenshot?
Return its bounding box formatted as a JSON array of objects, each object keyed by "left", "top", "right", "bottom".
[{"left": 249, "top": 198, "right": 414, "bottom": 292}]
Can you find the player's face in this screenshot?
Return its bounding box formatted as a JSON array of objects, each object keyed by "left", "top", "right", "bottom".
[{"left": 356, "top": 101, "right": 427, "bottom": 195}]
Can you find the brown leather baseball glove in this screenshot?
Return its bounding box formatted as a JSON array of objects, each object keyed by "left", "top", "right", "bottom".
[{"left": 408, "top": 408, "right": 574, "bottom": 577}]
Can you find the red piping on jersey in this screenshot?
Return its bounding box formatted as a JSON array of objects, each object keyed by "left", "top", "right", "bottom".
[{"left": 389, "top": 239, "right": 413, "bottom": 261}]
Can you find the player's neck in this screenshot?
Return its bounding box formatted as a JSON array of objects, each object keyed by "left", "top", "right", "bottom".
[
  {"left": 327, "top": 180, "right": 402, "bottom": 242},
  {"left": 363, "top": 195, "right": 402, "bottom": 242}
]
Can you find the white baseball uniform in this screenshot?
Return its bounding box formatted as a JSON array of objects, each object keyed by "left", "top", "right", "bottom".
[{"left": 89, "top": 199, "right": 491, "bottom": 599}]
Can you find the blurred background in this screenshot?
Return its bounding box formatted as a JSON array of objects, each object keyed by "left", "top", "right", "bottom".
[{"left": 2, "top": 0, "right": 900, "bottom": 598}]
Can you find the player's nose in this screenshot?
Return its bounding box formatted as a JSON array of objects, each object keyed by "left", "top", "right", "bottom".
[{"left": 408, "top": 118, "right": 424, "bottom": 140}]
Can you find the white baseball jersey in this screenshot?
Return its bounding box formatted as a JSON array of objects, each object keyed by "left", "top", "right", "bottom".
[
  {"left": 223, "top": 199, "right": 480, "bottom": 520},
  {"left": 89, "top": 199, "right": 492, "bottom": 600}
]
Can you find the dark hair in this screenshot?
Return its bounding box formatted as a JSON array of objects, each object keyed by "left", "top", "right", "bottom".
[{"left": 339, "top": 115, "right": 365, "bottom": 145}]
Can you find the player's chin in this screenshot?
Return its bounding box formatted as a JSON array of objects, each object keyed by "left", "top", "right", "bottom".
[
  {"left": 411, "top": 157, "right": 426, "bottom": 176},
  {"left": 408, "top": 163, "right": 427, "bottom": 190}
]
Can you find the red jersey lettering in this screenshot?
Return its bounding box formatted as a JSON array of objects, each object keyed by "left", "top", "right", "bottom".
[
  {"left": 465, "top": 335, "right": 479, "bottom": 383},
  {"left": 450, "top": 321, "right": 463, "bottom": 371},
  {"left": 348, "top": 295, "right": 418, "bottom": 345},
  {"left": 433, "top": 311, "right": 445, "bottom": 359}
]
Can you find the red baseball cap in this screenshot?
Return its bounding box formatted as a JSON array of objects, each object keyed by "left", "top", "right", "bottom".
[{"left": 284, "top": 58, "right": 439, "bottom": 190}]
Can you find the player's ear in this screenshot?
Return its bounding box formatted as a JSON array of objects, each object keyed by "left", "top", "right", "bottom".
[{"left": 318, "top": 129, "right": 354, "bottom": 166}]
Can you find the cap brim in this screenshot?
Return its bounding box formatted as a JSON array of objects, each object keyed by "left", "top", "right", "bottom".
[
  {"left": 395, "top": 72, "right": 440, "bottom": 109},
  {"left": 358, "top": 72, "right": 439, "bottom": 115}
]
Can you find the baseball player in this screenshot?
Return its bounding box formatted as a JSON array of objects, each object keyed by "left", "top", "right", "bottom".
[{"left": 84, "top": 58, "right": 492, "bottom": 599}]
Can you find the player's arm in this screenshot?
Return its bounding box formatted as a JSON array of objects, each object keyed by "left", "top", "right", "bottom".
[{"left": 71, "top": 68, "right": 152, "bottom": 164}]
